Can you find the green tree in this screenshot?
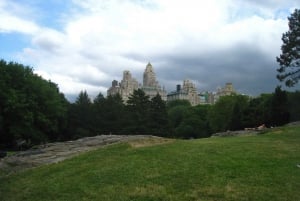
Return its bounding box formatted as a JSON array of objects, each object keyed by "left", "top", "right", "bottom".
[
  {"left": 242, "top": 94, "right": 272, "bottom": 127},
  {"left": 0, "top": 60, "right": 67, "bottom": 148},
  {"left": 167, "top": 99, "right": 191, "bottom": 109},
  {"left": 67, "top": 91, "right": 93, "bottom": 138},
  {"left": 208, "top": 95, "right": 249, "bottom": 133},
  {"left": 270, "top": 87, "right": 290, "bottom": 126},
  {"left": 101, "top": 94, "right": 125, "bottom": 134},
  {"left": 175, "top": 105, "right": 211, "bottom": 139},
  {"left": 149, "top": 94, "right": 169, "bottom": 136},
  {"left": 92, "top": 92, "right": 105, "bottom": 134},
  {"left": 287, "top": 90, "right": 300, "bottom": 121},
  {"left": 168, "top": 105, "right": 189, "bottom": 137},
  {"left": 276, "top": 9, "right": 300, "bottom": 87},
  {"left": 126, "top": 89, "right": 151, "bottom": 134},
  {"left": 75, "top": 90, "right": 91, "bottom": 105}
]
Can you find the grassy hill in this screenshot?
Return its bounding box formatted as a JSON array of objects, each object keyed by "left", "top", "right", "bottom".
[{"left": 0, "top": 125, "right": 300, "bottom": 201}]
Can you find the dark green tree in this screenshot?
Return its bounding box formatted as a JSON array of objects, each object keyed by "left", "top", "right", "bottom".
[
  {"left": 167, "top": 99, "right": 191, "bottom": 109},
  {"left": 175, "top": 105, "right": 211, "bottom": 139},
  {"left": 149, "top": 94, "right": 169, "bottom": 136},
  {"left": 276, "top": 9, "right": 300, "bottom": 87},
  {"left": 75, "top": 90, "right": 91, "bottom": 105},
  {"left": 101, "top": 94, "right": 125, "bottom": 134},
  {"left": 0, "top": 60, "right": 68, "bottom": 148},
  {"left": 242, "top": 94, "right": 272, "bottom": 127},
  {"left": 270, "top": 86, "right": 290, "bottom": 126},
  {"left": 126, "top": 89, "right": 151, "bottom": 134},
  {"left": 228, "top": 95, "right": 249, "bottom": 130},
  {"left": 92, "top": 92, "right": 105, "bottom": 134},
  {"left": 208, "top": 95, "right": 249, "bottom": 133},
  {"left": 287, "top": 90, "right": 300, "bottom": 121},
  {"left": 167, "top": 105, "right": 189, "bottom": 136},
  {"left": 67, "top": 91, "right": 93, "bottom": 138}
]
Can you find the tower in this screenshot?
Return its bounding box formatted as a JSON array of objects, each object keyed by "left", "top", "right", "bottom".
[
  {"left": 142, "top": 62, "right": 167, "bottom": 101},
  {"left": 143, "top": 62, "right": 158, "bottom": 87}
]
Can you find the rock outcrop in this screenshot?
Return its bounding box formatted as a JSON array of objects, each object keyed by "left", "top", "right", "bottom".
[{"left": 0, "top": 135, "right": 162, "bottom": 176}]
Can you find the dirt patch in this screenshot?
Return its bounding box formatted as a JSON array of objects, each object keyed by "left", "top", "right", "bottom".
[{"left": 129, "top": 137, "right": 174, "bottom": 148}]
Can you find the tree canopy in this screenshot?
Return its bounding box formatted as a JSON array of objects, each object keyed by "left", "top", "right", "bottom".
[
  {"left": 0, "top": 60, "right": 68, "bottom": 149},
  {"left": 277, "top": 9, "right": 300, "bottom": 87}
]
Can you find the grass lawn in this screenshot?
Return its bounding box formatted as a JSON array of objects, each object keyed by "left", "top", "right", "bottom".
[{"left": 0, "top": 125, "right": 300, "bottom": 201}]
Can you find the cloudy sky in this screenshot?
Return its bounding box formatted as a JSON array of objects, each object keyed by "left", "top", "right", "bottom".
[{"left": 0, "top": 0, "right": 299, "bottom": 101}]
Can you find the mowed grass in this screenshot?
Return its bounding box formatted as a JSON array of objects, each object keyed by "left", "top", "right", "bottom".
[{"left": 1, "top": 126, "right": 300, "bottom": 201}]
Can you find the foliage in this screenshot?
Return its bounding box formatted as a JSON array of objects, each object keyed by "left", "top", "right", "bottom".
[
  {"left": 148, "top": 94, "right": 170, "bottom": 136},
  {"left": 0, "top": 60, "right": 67, "bottom": 149},
  {"left": 67, "top": 88, "right": 297, "bottom": 139},
  {"left": 276, "top": 9, "right": 300, "bottom": 87},
  {"left": 125, "top": 90, "right": 170, "bottom": 136},
  {"left": 66, "top": 91, "right": 93, "bottom": 139},
  {"left": 208, "top": 94, "right": 249, "bottom": 133},
  {"left": 95, "top": 94, "right": 126, "bottom": 135},
  {"left": 167, "top": 99, "right": 191, "bottom": 109},
  {"left": 270, "top": 86, "right": 290, "bottom": 126},
  {"left": 1, "top": 125, "right": 300, "bottom": 201},
  {"left": 1, "top": 59, "right": 300, "bottom": 148},
  {"left": 167, "top": 100, "right": 211, "bottom": 138},
  {"left": 287, "top": 90, "right": 300, "bottom": 121},
  {"left": 242, "top": 94, "right": 273, "bottom": 127},
  {"left": 126, "top": 89, "right": 151, "bottom": 134}
]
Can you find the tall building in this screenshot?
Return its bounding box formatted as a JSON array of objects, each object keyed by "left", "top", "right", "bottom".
[
  {"left": 107, "top": 62, "right": 166, "bottom": 102},
  {"left": 141, "top": 62, "right": 167, "bottom": 101},
  {"left": 167, "top": 79, "right": 200, "bottom": 106},
  {"left": 214, "top": 82, "right": 236, "bottom": 103},
  {"left": 107, "top": 70, "right": 139, "bottom": 103}
]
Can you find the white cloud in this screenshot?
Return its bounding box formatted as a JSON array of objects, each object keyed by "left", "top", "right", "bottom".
[
  {"left": 0, "top": 11, "right": 39, "bottom": 34},
  {"left": 0, "top": 1, "right": 40, "bottom": 34}
]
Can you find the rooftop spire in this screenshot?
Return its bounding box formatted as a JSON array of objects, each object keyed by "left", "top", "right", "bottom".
[{"left": 146, "top": 62, "right": 152, "bottom": 67}]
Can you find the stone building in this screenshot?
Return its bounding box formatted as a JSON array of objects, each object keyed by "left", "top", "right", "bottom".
[
  {"left": 167, "top": 80, "right": 200, "bottom": 106},
  {"left": 107, "top": 70, "right": 139, "bottom": 103},
  {"left": 107, "top": 62, "right": 166, "bottom": 102},
  {"left": 107, "top": 80, "right": 120, "bottom": 96},
  {"left": 141, "top": 62, "right": 167, "bottom": 101},
  {"left": 214, "top": 82, "right": 236, "bottom": 103},
  {"left": 199, "top": 91, "right": 214, "bottom": 104}
]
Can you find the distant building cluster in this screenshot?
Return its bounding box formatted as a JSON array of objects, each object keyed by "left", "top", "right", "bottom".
[
  {"left": 107, "top": 63, "right": 236, "bottom": 105},
  {"left": 107, "top": 63, "right": 167, "bottom": 102}
]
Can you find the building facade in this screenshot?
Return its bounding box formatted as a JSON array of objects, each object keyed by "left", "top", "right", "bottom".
[
  {"left": 214, "top": 82, "right": 236, "bottom": 103},
  {"left": 141, "top": 62, "right": 167, "bottom": 101},
  {"left": 107, "top": 70, "right": 139, "bottom": 103},
  {"left": 107, "top": 62, "right": 166, "bottom": 103},
  {"left": 167, "top": 80, "right": 200, "bottom": 106}
]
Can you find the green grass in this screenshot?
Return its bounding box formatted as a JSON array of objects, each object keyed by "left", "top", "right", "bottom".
[{"left": 1, "top": 126, "right": 300, "bottom": 201}]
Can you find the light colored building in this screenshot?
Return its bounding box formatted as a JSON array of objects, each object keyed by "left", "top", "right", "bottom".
[
  {"left": 107, "top": 80, "right": 120, "bottom": 96},
  {"left": 107, "top": 63, "right": 166, "bottom": 102},
  {"left": 214, "top": 82, "right": 236, "bottom": 103},
  {"left": 141, "top": 62, "right": 167, "bottom": 101},
  {"left": 167, "top": 80, "right": 200, "bottom": 106},
  {"left": 107, "top": 70, "right": 139, "bottom": 103}
]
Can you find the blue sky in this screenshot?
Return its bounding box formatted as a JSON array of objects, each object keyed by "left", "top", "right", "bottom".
[{"left": 0, "top": 0, "right": 299, "bottom": 100}]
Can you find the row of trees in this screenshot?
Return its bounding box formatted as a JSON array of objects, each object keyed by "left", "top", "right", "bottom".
[
  {"left": 0, "top": 59, "right": 300, "bottom": 150},
  {"left": 66, "top": 89, "right": 169, "bottom": 139},
  {"left": 68, "top": 86, "right": 298, "bottom": 140}
]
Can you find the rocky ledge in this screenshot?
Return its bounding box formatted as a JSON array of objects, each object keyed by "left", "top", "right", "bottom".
[{"left": 0, "top": 135, "right": 162, "bottom": 177}]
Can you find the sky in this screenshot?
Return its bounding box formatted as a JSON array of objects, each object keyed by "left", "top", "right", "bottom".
[{"left": 0, "top": 0, "right": 299, "bottom": 101}]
